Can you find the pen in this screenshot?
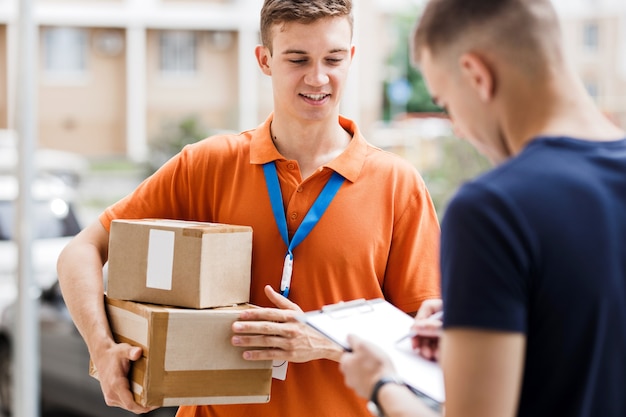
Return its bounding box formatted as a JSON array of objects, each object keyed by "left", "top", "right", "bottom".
[
  {"left": 395, "top": 310, "right": 443, "bottom": 344},
  {"left": 428, "top": 310, "right": 444, "bottom": 321}
]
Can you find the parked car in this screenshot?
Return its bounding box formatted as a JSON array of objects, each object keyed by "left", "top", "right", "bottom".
[
  {"left": 0, "top": 130, "right": 89, "bottom": 188},
  {"left": 0, "top": 175, "right": 176, "bottom": 417},
  {"left": 0, "top": 174, "right": 80, "bottom": 321}
]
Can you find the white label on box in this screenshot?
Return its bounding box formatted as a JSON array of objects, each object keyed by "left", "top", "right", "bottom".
[
  {"left": 146, "top": 229, "right": 175, "bottom": 290},
  {"left": 272, "top": 360, "right": 288, "bottom": 380}
]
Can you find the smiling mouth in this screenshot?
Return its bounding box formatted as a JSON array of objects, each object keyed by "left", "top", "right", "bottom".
[{"left": 300, "top": 93, "right": 330, "bottom": 101}]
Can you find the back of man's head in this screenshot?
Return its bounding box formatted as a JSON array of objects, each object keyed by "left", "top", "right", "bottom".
[
  {"left": 412, "top": 0, "right": 563, "bottom": 77},
  {"left": 260, "top": 0, "right": 353, "bottom": 54}
]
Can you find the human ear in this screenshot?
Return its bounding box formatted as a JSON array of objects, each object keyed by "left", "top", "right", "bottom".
[
  {"left": 255, "top": 45, "right": 272, "bottom": 76},
  {"left": 458, "top": 52, "right": 494, "bottom": 102}
]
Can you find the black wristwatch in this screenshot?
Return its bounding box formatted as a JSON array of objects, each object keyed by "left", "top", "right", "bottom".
[{"left": 367, "top": 375, "right": 405, "bottom": 417}]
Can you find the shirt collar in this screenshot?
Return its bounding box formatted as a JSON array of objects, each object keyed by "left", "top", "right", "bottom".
[{"left": 249, "top": 113, "right": 367, "bottom": 183}]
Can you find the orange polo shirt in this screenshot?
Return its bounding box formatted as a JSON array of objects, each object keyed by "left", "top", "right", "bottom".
[{"left": 100, "top": 114, "right": 440, "bottom": 417}]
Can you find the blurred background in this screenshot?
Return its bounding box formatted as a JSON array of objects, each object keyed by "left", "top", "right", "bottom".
[{"left": 0, "top": 0, "right": 624, "bottom": 416}]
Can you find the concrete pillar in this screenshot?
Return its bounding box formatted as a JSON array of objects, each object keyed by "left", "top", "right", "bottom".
[
  {"left": 237, "top": 28, "right": 260, "bottom": 131},
  {"left": 125, "top": 25, "right": 147, "bottom": 162}
]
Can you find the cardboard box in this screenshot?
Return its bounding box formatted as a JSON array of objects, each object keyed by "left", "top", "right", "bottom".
[
  {"left": 107, "top": 219, "right": 253, "bottom": 309},
  {"left": 90, "top": 297, "right": 272, "bottom": 407}
]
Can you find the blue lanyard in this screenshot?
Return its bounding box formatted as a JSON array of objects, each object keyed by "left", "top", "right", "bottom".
[{"left": 263, "top": 162, "right": 344, "bottom": 298}]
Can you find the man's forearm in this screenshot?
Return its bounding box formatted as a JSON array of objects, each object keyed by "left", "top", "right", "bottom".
[
  {"left": 377, "top": 383, "right": 441, "bottom": 417},
  {"left": 57, "top": 228, "right": 115, "bottom": 355}
]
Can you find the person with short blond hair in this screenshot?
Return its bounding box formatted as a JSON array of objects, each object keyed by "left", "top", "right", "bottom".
[{"left": 340, "top": 1, "right": 626, "bottom": 417}]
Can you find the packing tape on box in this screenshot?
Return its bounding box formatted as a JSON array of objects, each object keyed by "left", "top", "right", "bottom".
[
  {"left": 90, "top": 344, "right": 271, "bottom": 406},
  {"left": 96, "top": 297, "right": 271, "bottom": 407},
  {"left": 123, "top": 316, "right": 272, "bottom": 406},
  {"left": 144, "top": 222, "right": 251, "bottom": 293},
  {"left": 131, "top": 358, "right": 272, "bottom": 406}
]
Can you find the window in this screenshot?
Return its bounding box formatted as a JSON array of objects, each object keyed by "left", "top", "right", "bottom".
[
  {"left": 159, "top": 31, "right": 197, "bottom": 76},
  {"left": 582, "top": 22, "right": 599, "bottom": 52},
  {"left": 43, "top": 27, "right": 88, "bottom": 76}
]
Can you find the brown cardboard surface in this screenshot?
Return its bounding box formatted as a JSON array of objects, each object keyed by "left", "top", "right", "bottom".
[
  {"left": 106, "top": 219, "right": 253, "bottom": 309},
  {"left": 90, "top": 297, "right": 272, "bottom": 407}
]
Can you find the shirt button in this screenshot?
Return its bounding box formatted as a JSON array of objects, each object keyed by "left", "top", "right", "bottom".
[
  {"left": 287, "top": 162, "right": 296, "bottom": 170},
  {"left": 290, "top": 212, "right": 298, "bottom": 220},
  {"left": 297, "top": 186, "right": 303, "bottom": 193}
]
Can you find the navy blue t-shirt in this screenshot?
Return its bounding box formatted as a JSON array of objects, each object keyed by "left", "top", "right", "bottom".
[{"left": 441, "top": 137, "right": 626, "bottom": 417}]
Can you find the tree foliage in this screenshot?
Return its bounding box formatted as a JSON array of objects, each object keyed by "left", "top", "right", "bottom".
[
  {"left": 422, "top": 135, "right": 492, "bottom": 218},
  {"left": 146, "top": 115, "right": 212, "bottom": 174},
  {"left": 383, "top": 10, "right": 443, "bottom": 120}
]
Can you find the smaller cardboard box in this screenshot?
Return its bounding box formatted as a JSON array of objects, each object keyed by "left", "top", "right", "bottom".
[
  {"left": 90, "top": 297, "right": 272, "bottom": 407},
  {"left": 107, "top": 219, "right": 253, "bottom": 309}
]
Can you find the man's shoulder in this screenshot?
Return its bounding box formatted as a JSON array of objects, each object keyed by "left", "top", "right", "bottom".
[
  {"left": 443, "top": 143, "right": 586, "bottom": 226},
  {"left": 443, "top": 167, "right": 522, "bottom": 226}
]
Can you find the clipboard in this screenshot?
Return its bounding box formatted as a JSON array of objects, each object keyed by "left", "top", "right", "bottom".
[{"left": 297, "top": 298, "right": 445, "bottom": 408}]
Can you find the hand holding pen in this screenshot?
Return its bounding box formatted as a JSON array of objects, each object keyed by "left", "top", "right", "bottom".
[{"left": 398, "top": 299, "right": 443, "bottom": 362}]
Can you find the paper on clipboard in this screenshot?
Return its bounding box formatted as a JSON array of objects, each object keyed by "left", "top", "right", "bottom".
[{"left": 297, "top": 298, "right": 445, "bottom": 405}]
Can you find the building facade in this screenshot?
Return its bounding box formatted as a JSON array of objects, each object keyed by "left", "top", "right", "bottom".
[
  {"left": 554, "top": 0, "right": 626, "bottom": 129},
  {"left": 0, "top": 0, "right": 396, "bottom": 161},
  {"left": 4, "top": 1, "right": 619, "bottom": 163}
]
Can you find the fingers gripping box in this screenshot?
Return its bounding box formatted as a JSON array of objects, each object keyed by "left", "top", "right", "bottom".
[
  {"left": 90, "top": 297, "right": 272, "bottom": 407},
  {"left": 106, "top": 219, "right": 253, "bottom": 309}
]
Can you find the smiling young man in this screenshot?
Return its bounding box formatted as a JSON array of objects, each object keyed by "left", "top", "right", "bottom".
[
  {"left": 56, "top": 1, "right": 441, "bottom": 417},
  {"left": 340, "top": 1, "right": 626, "bottom": 417}
]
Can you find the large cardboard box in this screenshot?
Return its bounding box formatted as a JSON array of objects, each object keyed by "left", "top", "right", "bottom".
[
  {"left": 107, "top": 219, "right": 253, "bottom": 309},
  {"left": 90, "top": 297, "right": 273, "bottom": 407}
]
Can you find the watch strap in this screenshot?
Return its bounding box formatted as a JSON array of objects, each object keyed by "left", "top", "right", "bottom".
[{"left": 368, "top": 375, "right": 404, "bottom": 416}]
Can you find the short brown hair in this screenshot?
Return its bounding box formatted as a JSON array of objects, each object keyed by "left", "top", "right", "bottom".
[
  {"left": 411, "top": 0, "right": 563, "bottom": 72},
  {"left": 260, "top": 0, "right": 353, "bottom": 53}
]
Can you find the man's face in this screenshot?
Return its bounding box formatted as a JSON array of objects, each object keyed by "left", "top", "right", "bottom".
[
  {"left": 256, "top": 17, "right": 354, "bottom": 124},
  {"left": 419, "top": 48, "right": 506, "bottom": 164}
]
